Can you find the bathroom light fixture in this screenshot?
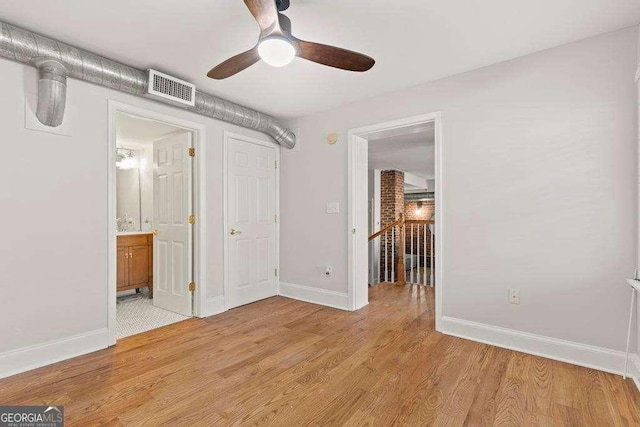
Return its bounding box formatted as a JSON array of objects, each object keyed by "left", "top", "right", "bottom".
[
  {"left": 258, "top": 37, "right": 296, "bottom": 67},
  {"left": 116, "top": 148, "right": 138, "bottom": 170}
]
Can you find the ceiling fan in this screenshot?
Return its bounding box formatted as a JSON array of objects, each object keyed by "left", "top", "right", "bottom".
[{"left": 207, "top": 0, "right": 375, "bottom": 79}]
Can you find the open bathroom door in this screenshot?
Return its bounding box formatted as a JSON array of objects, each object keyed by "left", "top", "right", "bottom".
[{"left": 152, "top": 131, "right": 193, "bottom": 316}]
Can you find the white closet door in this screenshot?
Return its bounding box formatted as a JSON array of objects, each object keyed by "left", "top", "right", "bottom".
[{"left": 226, "top": 137, "right": 277, "bottom": 309}]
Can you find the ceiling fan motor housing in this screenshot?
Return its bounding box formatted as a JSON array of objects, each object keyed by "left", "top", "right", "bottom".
[
  {"left": 276, "top": 0, "right": 290, "bottom": 12},
  {"left": 278, "top": 13, "right": 292, "bottom": 34}
]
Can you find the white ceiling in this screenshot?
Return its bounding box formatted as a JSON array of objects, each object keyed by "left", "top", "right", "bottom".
[
  {"left": 368, "top": 122, "right": 434, "bottom": 180},
  {"left": 116, "top": 112, "right": 181, "bottom": 148},
  {"left": 1, "top": 1, "right": 639, "bottom": 118}
]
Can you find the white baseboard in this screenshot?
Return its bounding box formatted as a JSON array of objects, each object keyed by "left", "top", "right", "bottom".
[
  {"left": 0, "top": 328, "right": 109, "bottom": 379},
  {"left": 279, "top": 282, "right": 350, "bottom": 311},
  {"left": 632, "top": 355, "right": 640, "bottom": 392},
  {"left": 440, "top": 316, "right": 640, "bottom": 379},
  {"left": 199, "top": 295, "right": 226, "bottom": 318}
]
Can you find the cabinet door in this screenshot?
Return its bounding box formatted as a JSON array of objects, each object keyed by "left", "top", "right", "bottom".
[
  {"left": 129, "top": 245, "right": 150, "bottom": 287},
  {"left": 116, "top": 247, "right": 129, "bottom": 290}
]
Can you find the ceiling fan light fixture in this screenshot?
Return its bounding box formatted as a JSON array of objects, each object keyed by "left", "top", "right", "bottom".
[
  {"left": 258, "top": 37, "right": 296, "bottom": 67},
  {"left": 206, "top": 0, "right": 375, "bottom": 79}
]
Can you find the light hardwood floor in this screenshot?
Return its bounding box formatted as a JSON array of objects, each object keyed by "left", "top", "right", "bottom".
[{"left": 1, "top": 284, "right": 639, "bottom": 425}]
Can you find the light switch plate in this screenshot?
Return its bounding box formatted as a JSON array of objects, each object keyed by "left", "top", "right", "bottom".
[
  {"left": 509, "top": 289, "right": 520, "bottom": 305},
  {"left": 326, "top": 202, "right": 340, "bottom": 214}
]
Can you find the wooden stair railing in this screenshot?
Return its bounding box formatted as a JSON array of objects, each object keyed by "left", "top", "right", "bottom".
[
  {"left": 405, "top": 219, "right": 435, "bottom": 286},
  {"left": 368, "top": 214, "right": 406, "bottom": 285},
  {"left": 368, "top": 215, "right": 402, "bottom": 242},
  {"left": 368, "top": 215, "right": 435, "bottom": 286}
]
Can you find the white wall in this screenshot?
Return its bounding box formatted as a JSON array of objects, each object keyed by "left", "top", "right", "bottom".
[
  {"left": 116, "top": 143, "right": 161, "bottom": 232},
  {"left": 367, "top": 169, "right": 381, "bottom": 283},
  {"left": 139, "top": 145, "right": 154, "bottom": 231},
  {"left": 367, "top": 169, "right": 381, "bottom": 233},
  {"left": 281, "top": 27, "right": 638, "bottom": 352},
  {"left": 116, "top": 166, "right": 141, "bottom": 229},
  {"left": 0, "top": 58, "right": 272, "bottom": 357},
  {"left": 629, "top": 26, "right": 640, "bottom": 372},
  {"left": 403, "top": 172, "right": 428, "bottom": 191}
]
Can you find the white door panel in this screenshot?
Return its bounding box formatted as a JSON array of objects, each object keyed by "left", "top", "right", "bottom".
[
  {"left": 153, "top": 132, "right": 192, "bottom": 316},
  {"left": 227, "top": 137, "right": 277, "bottom": 309}
]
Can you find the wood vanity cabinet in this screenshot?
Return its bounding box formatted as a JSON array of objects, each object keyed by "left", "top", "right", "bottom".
[{"left": 117, "top": 234, "right": 153, "bottom": 298}]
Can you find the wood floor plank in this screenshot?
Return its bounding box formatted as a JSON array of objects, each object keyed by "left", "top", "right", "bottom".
[
  {"left": 463, "top": 345, "right": 512, "bottom": 426},
  {"left": 1, "top": 284, "right": 639, "bottom": 426},
  {"left": 582, "top": 369, "right": 626, "bottom": 426},
  {"left": 494, "top": 376, "right": 526, "bottom": 426},
  {"left": 524, "top": 356, "right": 553, "bottom": 416},
  {"left": 552, "top": 402, "right": 586, "bottom": 426},
  {"left": 600, "top": 370, "right": 640, "bottom": 425}
]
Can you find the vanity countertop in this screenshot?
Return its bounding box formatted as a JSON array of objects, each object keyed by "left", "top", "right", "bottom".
[{"left": 117, "top": 231, "right": 153, "bottom": 236}]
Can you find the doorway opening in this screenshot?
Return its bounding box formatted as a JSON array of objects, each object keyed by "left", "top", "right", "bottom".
[
  {"left": 348, "top": 112, "right": 443, "bottom": 328},
  {"left": 108, "top": 102, "right": 206, "bottom": 344},
  {"left": 367, "top": 122, "right": 436, "bottom": 287}
]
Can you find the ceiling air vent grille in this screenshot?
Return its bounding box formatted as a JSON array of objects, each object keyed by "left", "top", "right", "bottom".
[{"left": 147, "top": 69, "right": 196, "bottom": 107}]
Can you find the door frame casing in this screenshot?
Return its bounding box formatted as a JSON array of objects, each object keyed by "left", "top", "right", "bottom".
[
  {"left": 347, "top": 112, "right": 443, "bottom": 329},
  {"left": 107, "top": 100, "right": 207, "bottom": 345},
  {"left": 222, "top": 131, "right": 280, "bottom": 311}
]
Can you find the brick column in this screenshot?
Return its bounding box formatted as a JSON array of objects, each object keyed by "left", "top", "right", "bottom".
[
  {"left": 381, "top": 171, "right": 405, "bottom": 227},
  {"left": 380, "top": 170, "right": 404, "bottom": 281}
]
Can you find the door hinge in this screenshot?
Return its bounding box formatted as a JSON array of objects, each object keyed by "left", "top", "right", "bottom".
[
  {"left": 274, "top": 214, "right": 278, "bottom": 223},
  {"left": 275, "top": 160, "right": 278, "bottom": 169},
  {"left": 188, "top": 215, "right": 195, "bottom": 225},
  {"left": 352, "top": 228, "right": 356, "bottom": 234},
  {"left": 188, "top": 147, "right": 195, "bottom": 157},
  {"left": 275, "top": 268, "right": 278, "bottom": 277},
  {"left": 188, "top": 282, "right": 196, "bottom": 292}
]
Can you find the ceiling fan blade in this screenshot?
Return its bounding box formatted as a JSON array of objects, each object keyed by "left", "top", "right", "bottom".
[
  {"left": 207, "top": 47, "right": 260, "bottom": 79},
  {"left": 293, "top": 39, "right": 375, "bottom": 72},
  {"left": 244, "top": 0, "right": 280, "bottom": 33}
]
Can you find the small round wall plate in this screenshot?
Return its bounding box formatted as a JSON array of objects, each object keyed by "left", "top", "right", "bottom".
[{"left": 327, "top": 133, "right": 338, "bottom": 145}]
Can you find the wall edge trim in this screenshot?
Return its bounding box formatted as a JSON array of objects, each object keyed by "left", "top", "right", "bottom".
[
  {"left": 279, "top": 282, "right": 351, "bottom": 311},
  {"left": 440, "top": 315, "right": 639, "bottom": 378},
  {"left": 0, "top": 328, "right": 109, "bottom": 379},
  {"left": 199, "top": 295, "right": 226, "bottom": 318}
]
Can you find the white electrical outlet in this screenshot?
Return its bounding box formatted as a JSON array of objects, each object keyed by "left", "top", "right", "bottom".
[{"left": 509, "top": 289, "right": 520, "bottom": 305}]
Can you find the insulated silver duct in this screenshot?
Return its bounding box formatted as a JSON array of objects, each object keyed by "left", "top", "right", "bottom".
[
  {"left": 404, "top": 192, "right": 435, "bottom": 202},
  {"left": 0, "top": 21, "right": 296, "bottom": 148},
  {"left": 35, "top": 59, "right": 67, "bottom": 127}
]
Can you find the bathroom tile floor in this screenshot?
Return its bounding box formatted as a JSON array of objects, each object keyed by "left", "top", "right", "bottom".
[{"left": 116, "top": 288, "right": 190, "bottom": 338}]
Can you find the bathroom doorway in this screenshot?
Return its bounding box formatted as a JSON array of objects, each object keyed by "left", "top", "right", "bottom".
[{"left": 108, "top": 103, "right": 205, "bottom": 342}]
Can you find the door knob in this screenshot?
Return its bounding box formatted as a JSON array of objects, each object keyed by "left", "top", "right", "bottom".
[
  {"left": 152, "top": 230, "right": 158, "bottom": 236},
  {"left": 230, "top": 229, "right": 242, "bottom": 235}
]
